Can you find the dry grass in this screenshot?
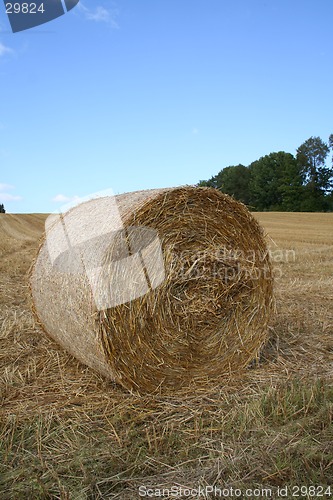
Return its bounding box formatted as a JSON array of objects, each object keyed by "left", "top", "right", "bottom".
[{"left": 0, "top": 210, "right": 333, "bottom": 498}]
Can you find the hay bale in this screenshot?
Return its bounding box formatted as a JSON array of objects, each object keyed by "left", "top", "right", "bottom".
[{"left": 30, "top": 187, "right": 273, "bottom": 393}]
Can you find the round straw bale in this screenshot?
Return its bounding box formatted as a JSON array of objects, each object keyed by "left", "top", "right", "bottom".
[{"left": 30, "top": 187, "right": 273, "bottom": 393}]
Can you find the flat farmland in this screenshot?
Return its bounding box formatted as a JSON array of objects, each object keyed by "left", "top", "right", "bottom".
[{"left": 0, "top": 212, "right": 332, "bottom": 498}]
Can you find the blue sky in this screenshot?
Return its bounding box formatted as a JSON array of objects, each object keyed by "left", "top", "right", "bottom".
[{"left": 0, "top": 0, "right": 332, "bottom": 213}]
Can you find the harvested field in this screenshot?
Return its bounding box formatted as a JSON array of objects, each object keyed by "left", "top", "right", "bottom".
[{"left": 0, "top": 210, "right": 332, "bottom": 498}]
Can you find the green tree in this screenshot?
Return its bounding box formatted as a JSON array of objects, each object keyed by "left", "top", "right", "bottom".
[
  {"left": 197, "top": 179, "right": 216, "bottom": 188},
  {"left": 329, "top": 134, "right": 333, "bottom": 171},
  {"left": 249, "top": 152, "right": 302, "bottom": 211},
  {"left": 209, "top": 164, "right": 251, "bottom": 204},
  {"left": 0, "top": 203, "right": 5, "bottom": 213},
  {"left": 277, "top": 154, "right": 304, "bottom": 211},
  {"left": 327, "top": 134, "right": 333, "bottom": 211},
  {"left": 218, "top": 165, "right": 251, "bottom": 204},
  {"left": 198, "top": 165, "right": 250, "bottom": 204},
  {"left": 296, "top": 136, "right": 332, "bottom": 210}
]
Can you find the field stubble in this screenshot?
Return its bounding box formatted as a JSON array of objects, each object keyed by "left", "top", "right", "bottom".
[{"left": 0, "top": 212, "right": 332, "bottom": 499}]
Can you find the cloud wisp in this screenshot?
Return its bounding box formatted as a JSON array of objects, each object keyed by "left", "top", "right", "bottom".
[
  {"left": 0, "top": 42, "right": 13, "bottom": 57},
  {"left": 52, "top": 194, "right": 82, "bottom": 203},
  {"left": 0, "top": 193, "right": 22, "bottom": 201},
  {"left": 0, "top": 183, "right": 22, "bottom": 202},
  {"left": 78, "top": 3, "right": 118, "bottom": 27},
  {"left": 0, "top": 183, "right": 14, "bottom": 191}
]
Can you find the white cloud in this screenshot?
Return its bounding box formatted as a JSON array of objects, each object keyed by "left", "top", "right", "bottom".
[
  {"left": 0, "top": 42, "right": 13, "bottom": 57},
  {"left": 86, "top": 6, "right": 110, "bottom": 22},
  {"left": 0, "top": 193, "right": 22, "bottom": 202},
  {"left": 52, "top": 194, "right": 81, "bottom": 203},
  {"left": 0, "top": 183, "right": 14, "bottom": 191},
  {"left": 0, "top": 183, "right": 22, "bottom": 202},
  {"left": 78, "top": 3, "right": 118, "bottom": 27},
  {"left": 192, "top": 127, "right": 199, "bottom": 135}
]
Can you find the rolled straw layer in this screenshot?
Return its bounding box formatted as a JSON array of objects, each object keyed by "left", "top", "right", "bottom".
[{"left": 30, "top": 187, "right": 273, "bottom": 393}]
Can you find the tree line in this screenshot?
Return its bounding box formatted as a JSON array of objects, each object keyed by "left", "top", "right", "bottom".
[
  {"left": 0, "top": 203, "right": 5, "bottom": 213},
  {"left": 198, "top": 135, "right": 333, "bottom": 211}
]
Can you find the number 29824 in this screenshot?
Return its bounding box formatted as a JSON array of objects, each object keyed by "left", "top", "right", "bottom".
[{"left": 5, "top": 3, "right": 45, "bottom": 14}]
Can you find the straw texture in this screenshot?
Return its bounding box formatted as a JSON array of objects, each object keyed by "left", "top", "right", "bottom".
[{"left": 30, "top": 187, "right": 274, "bottom": 393}]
